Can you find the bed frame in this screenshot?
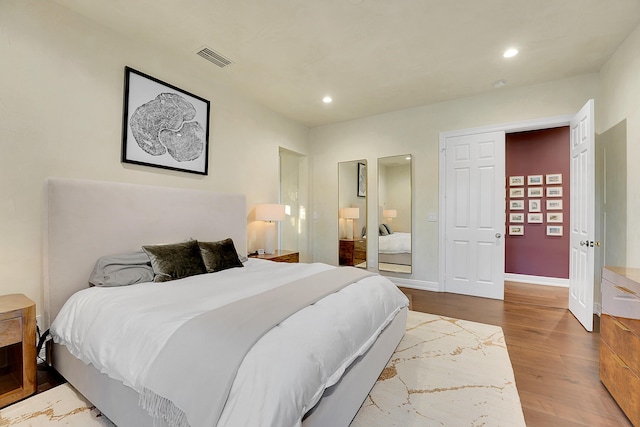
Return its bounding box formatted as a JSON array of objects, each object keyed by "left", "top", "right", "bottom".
[{"left": 43, "top": 177, "right": 406, "bottom": 427}]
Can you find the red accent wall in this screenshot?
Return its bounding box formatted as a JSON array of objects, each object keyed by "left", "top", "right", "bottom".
[{"left": 505, "top": 127, "right": 570, "bottom": 279}]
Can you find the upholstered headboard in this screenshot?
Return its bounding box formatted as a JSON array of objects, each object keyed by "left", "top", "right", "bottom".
[{"left": 43, "top": 177, "right": 247, "bottom": 327}]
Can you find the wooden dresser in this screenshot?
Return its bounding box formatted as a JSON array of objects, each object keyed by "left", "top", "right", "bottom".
[
  {"left": 600, "top": 266, "right": 640, "bottom": 427},
  {"left": 0, "top": 294, "right": 36, "bottom": 408},
  {"left": 339, "top": 238, "right": 366, "bottom": 267},
  {"left": 249, "top": 249, "right": 299, "bottom": 263}
]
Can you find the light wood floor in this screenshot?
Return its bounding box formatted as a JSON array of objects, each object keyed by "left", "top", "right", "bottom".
[{"left": 400, "top": 282, "right": 632, "bottom": 427}]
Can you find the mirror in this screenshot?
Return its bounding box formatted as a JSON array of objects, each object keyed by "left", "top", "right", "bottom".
[
  {"left": 338, "top": 160, "right": 367, "bottom": 268},
  {"left": 378, "top": 155, "right": 412, "bottom": 273}
]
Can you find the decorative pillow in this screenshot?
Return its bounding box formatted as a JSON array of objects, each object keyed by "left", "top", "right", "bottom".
[
  {"left": 89, "top": 250, "right": 154, "bottom": 287},
  {"left": 383, "top": 223, "right": 394, "bottom": 234},
  {"left": 142, "top": 240, "right": 207, "bottom": 282},
  {"left": 361, "top": 226, "right": 367, "bottom": 238},
  {"left": 379, "top": 224, "right": 389, "bottom": 236},
  {"left": 198, "top": 238, "right": 244, "bottom": 273}
]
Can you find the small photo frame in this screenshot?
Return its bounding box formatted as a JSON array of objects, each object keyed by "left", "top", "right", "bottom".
[
  {"left": 527, "top": 187, "right": 543, "bottom": 197},
  {"left": 528, "top": 213, "right": 543, "bottom": 223},
  {"left": 527, "top": 175, "right": 543, "bottom": 185},
  {"left": 509, "top": 225, "right": 524, "bottom": 236},
  {"left": 509, "top": 188, "right": 525, "bottom": 198},
  {"left": 529, "top": 199, "right": 541, "bottom": 212},
  {"left": 509, "top": 213, "right": 524, "bottom": 223},
  {"left": 546, "top": 173, "right": 562, "bottom": 185},
  {"left": 547, "top": 225, "right": 563, "bottom": 236},
  {"left": 546, "top": 199, "right": 563, "bottom": 210},
  {"left": 510, "top": 200, "right": 524, "bottom": 210},
  {"left": 509, "top": 176, "right": 524, "bottom": 186},
  {"left": 546, "top": 187, "right": 563, "bottom": 197},
  {"left": 547, "top": 212, "right": 563, "bottom": 223}
]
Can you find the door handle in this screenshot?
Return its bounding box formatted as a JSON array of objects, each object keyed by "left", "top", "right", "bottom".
[
  {"left": 580, "top": 241, "right": 587, "bottom": 246},
  {"left": 495, "top": 233, "right": 501, "bottom": 238}
]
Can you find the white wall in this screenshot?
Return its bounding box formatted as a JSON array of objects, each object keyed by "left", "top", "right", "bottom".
[
  {"left": 0, "top": 0, "right": 309, "bottom": 316},
  {"left": 310, "top": 74, "right": 599, "bottom": 286},
  {"left": 599, "top": 23, "right": 640, "bottom": 266}
]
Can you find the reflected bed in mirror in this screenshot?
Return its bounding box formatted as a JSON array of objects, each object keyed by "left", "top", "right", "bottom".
[
  {"left": 338, "top": 160, "right": 367, "bottom": 269},
  {"left": 378, "top": 155, "right": 412, "bottom": 274}
]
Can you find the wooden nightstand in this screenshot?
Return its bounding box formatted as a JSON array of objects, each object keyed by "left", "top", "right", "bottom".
[
  {"left": 0, "top": 294, "right": 36, "bottom": 408},
  {"left": 249, "top": 250, "right": 299, "bottom": 263},
  {"left": 339, "top": 238, "right": 366, "bottom": 266}
]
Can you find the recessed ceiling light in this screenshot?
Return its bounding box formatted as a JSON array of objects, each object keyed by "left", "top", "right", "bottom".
[
  {"left": 493, "top": 79, "right": 507, "bottom": 88},
  {"left": 503, "top": 48, "right": 518, "bottom": 58},
  {"left": 322, "top": 96, "right": 333, "bottom": 104}
]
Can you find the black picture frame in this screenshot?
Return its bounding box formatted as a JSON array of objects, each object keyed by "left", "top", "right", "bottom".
[
  {"left": 121, "top": 67, "right": 210, "bottom": 175},
  {"left": 357, "top": 162, "right": 367, "bottom": 197}
]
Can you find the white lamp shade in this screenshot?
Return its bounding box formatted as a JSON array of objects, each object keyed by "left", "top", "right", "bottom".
[
  {"left": 342, "top": 207, "right": 360, "bottom": 219},
  {"left": 256, "top": 204, "right": 286, "bottom": 222},
  {"left": 383, "top": 209, "right": 397, "bottom": 218}
]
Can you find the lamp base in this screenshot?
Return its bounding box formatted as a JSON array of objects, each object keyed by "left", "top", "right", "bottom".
[{"left": 264, "top": 222, "right": 276, "bottom": 254}]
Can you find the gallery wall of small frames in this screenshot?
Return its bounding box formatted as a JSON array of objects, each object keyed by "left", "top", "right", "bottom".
[{"left": 507, "top": 173, "right": 564, "bottom": 236}]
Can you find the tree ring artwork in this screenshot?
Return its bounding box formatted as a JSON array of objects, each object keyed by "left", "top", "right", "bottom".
[{"left": 122, "top": 67, "right": 210, "bottom": 175}]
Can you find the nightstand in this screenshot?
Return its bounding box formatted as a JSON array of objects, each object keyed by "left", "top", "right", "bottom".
[
  {"left": 339, "top": 238, "right": 366, "bottom": 266},
  {"left": 0, "top": 294, "right": 36, "bottom": 408},
  {"left": 249, "top": 250, "right": 299, "bottom": 263}
]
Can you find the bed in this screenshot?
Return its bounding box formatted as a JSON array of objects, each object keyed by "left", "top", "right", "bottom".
[
  {"left": 43, "top": 177, "right": 408, "bottom": 427},
  {"left": 378, "top": 230, "right": 412, "bottom": 266}
]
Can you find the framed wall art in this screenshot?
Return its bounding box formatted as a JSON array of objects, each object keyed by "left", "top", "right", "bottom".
[
  {"left": 527, "top": 213, "right": 543, "bottom": 223},
  {"left": 529, "top": 199, "right": 541, "bottom": 212},
  {"left": 546, "top": 187, "right": 563, "bottom": 197},
  {"left": 546, "top": 199, "right": 563, "bottom": 210},
  {"left": 547, "top": 212, "right": 563, "bottom": 223},
  {"left": 509, "top": 176, "right": 524, "bottom": 186},
  {"left": 510, "top": 200, "right": 524, "bottom": 210},
  {"left": 546, "top": 173, "right": 562, "bottom": 185},
  {"left": 509, "top": 225, "right": 524, "bottom": 236},
  {"left": 527, "top": 175, "right": 543, "bottom": 185},
  {"left": 509, "top": 188, "right": 524, "bottom": 198},
  {"left": 509, "top": 213, "right": 524, "bottom": 223},
  {"left": 547, "top": 225, "right": 563, "bottom": 236},
  {"left": 121, "top": 67, "right": 210, "bottom": 175},
  {"left": 527, "top": 187, "right": 543, "bottom": 197},
  {"left": 357, "top": 162, "right": 367, "bottom": 197}
]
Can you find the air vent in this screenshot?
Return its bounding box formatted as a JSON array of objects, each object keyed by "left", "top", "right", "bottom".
[{"left": 196, "top": 47, "right": 233, "bottom": 68}]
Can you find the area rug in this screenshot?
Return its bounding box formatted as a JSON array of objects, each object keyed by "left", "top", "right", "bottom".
[
  {"left": 351, "top": 310, "right": 526, "bottom": 426},
  {"left": 0, "top": 311, "right": 525, "bottom": 426}
]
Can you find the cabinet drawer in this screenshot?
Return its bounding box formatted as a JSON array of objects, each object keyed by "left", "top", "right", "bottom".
[
  {"left": 601, "top": 314, "right": 640, "bottom": 374},
  {"left": 354, "top": 239, "right": 366, "bottom": 251},
  {"left": 0, "top": 318, "right": 22, "bottom": 347},
  {"left": 600, "top": 341, "right": 640, "bottom": 427},
  {"left": 602, "top": 278, "right": 640, "bottom": 332}
]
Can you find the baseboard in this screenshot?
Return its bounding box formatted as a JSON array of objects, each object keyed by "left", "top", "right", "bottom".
[
  {"left": 386, "top": 277, "right": 440, "bottom": 292},
  {"left": 505, "top": 273, "right": 569, "bottom": 288}
]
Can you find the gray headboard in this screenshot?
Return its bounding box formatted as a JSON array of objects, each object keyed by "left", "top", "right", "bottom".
[{"left": 43, "top": 177, "right": 247, "bottom": 327}]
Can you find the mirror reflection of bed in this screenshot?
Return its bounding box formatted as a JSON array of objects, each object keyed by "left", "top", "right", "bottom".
[{"left": 378, "top": 155, "right": 412, "bottom": 274}]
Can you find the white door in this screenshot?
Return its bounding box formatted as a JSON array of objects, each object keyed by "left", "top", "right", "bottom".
[
  {"left": 569, "top": 100, "right": 595, "bottom": 331},
  {"left": 444, "top": 131, "right": 506, "bottom": 299}
]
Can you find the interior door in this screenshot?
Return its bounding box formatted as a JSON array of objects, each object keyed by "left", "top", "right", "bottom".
[
  {"left": 569, "top": 100, "right": 595, "bottom": 331},
  {"left": 444, "top": 131, "right": 506, "bottom": 299}
]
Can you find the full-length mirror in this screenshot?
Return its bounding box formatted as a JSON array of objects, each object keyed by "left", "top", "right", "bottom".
[
  {"left": 338, "top": 160, "right": 367, "bottom": 268},
  {"left": 378, "top": 155, "right": 412, "bottom": 273}
]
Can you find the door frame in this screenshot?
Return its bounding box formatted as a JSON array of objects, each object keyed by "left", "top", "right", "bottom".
[{"left": 439, "top": 113, "right": 573, "bottom": 292}]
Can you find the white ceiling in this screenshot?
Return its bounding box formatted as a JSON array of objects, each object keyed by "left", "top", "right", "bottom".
[{"left": 55, "top": 0, "right": 640, "bottom": 127}]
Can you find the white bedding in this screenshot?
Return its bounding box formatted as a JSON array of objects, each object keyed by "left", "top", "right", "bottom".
[
  {"left": 51, "top": 259, "right": 408, "bottom": 427},
  {"left": 378, "top": 232, "right": 411, "bottom": 254}
]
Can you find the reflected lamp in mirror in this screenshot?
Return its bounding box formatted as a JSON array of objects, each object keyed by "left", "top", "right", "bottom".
[
  {"left": 256, "top": 203, "right": 286, "bottom": 254},
  {"left": 342, "top": 207, "right": 360, "bottom": 240},
  {"left": 383, "top": 209, "right": 397, "bottom": 221}
]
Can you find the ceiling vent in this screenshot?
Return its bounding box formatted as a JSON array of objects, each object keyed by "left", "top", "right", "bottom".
[{"left": 196, "top": 47, "right": 233, "bottom": 68}]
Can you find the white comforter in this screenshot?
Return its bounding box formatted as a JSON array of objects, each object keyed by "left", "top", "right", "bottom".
[
  {"left": 51, "top": 259, "right": 408, "bottom": 427},
  {"left": 378, "top": 232, "right": 411, "bottom": 254}
]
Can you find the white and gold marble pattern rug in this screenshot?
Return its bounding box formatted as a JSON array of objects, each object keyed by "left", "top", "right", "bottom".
[
  {"left": 352, "top": 310, "right": 526, "bottom": 426},
  {"left": 0, "top": 311, "right": 525, "bottom": 426}
]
